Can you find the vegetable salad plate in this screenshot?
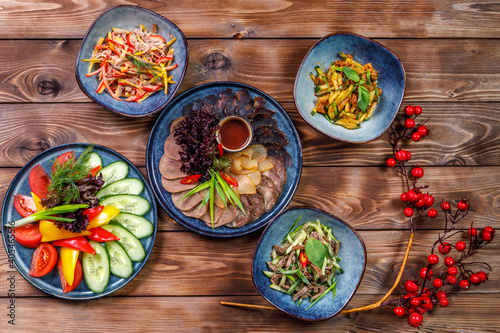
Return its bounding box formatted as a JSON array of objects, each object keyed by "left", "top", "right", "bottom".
[
  {"left": 1, "top": 143, "right": 157, "bottom": 299},
  {"left": 147, "top": 81, "right": 302, "bottom": 237}
]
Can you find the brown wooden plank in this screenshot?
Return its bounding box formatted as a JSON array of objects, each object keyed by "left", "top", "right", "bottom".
[
  {"left": 1, "top": 166, "right": 499, "bottom": 231},
  {"left": 1, "top": 39, "right": 500, "bottom": 103},
  {"left": 0, "top": 294, "right": 498, "bottom": 332},
  {"left": 2, "top": 0, "right": 500, "bottom": 39},
  {"left": 0, "top": 102, "right": 499, "bottom": 168},
  {"left": 0, "top": 229, "right": 498, "bottom": 297}
]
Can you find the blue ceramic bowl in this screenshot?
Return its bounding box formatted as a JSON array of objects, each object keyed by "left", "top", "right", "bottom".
[
  {"left": 147, "top": 81, "right": 302, "bottom": 237},
  {"left": 1, "top": 144, "right": 157, "bottom": 299},
  {"left": 294, "top": 32, "right": 405, "bottom": 142},
  {"left": 75, "top": 5, "right": 188, "bottom": 117},
  {"left": 252, "top": 206, "right": 366, "bottom": 321}
]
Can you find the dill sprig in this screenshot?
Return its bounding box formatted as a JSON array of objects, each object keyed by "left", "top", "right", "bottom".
[
  {"left": 126, "top": 55, "right": 161, "bottom": 80},
  {"left": 46, "top": 144, "right": 95, "bottom": 205}
]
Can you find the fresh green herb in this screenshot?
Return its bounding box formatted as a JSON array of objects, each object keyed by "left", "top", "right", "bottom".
[
  {"left": 126, "top": 55, "right": 161, "bottom": 80},
  {"left": 282, "top": 215, "right": 302, "bottom": 243},
  {"left": 342, "top": 67, "right": 360, "bottom": 82},
  {"left": 7, "top": 204, "right": 89, "bottom": 228},
  {"left": 357, "top": 85, "right": 370, "bottom": 112},
  {"left": 305, "top": 238, "right": 327, "bottom": 267}
]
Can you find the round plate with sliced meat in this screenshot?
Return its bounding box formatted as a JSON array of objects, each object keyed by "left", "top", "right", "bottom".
[{"left": 146, "top": 81, "right": 302, "bottom": 237}]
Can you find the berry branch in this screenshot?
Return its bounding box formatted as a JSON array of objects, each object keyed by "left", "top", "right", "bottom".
[{"left": 340, "top": 105, "right": 495, "bottom": 328}]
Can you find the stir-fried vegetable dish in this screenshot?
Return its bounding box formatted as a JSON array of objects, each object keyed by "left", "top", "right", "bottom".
[
  {"left": 263, "top": 218, "right": 342, "bottom": 309},
  {"left": 310, "top": 52, "right": 382, "bottom": 129},
  {"left": 82, "top": 24, "right": 177, "bottom": 103}
]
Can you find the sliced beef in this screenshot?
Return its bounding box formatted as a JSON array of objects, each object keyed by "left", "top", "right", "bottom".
[
  {"left": 181, "top": 203, "right": 208, "bottom": 219},
  {"left": 200, "top": 205, "right": 224, "bottom": 228},
  {"left": 266, "top": 156, "right": 287, "bottom": 191},
  {"left": 203, "top": 94, "right": 218, "bottom": 113},
  {"left": 249, "top": 114, "right": 278, "bottom": 131},
  {"left": 262, "top": 168, "right": 282, "bottom": 195},
  {"left": 171, "top": 190, "right": 204, "bottom": 211},
  {"left": 256, "top": 175, "right": 278, "bottom": 213},
  {"left": 161, "top": 177, "right": 197, "bottom": 193},
  {"left": 249, "top": 193, "right": 265, "bottom": 222},
  {"left": 237, "top": 102, "right": 254, "bottom": 118},
  {"left": 227, "top": 194, "right": 253, "bottom": 228},
  {"left": 253, "top": 126, "right": 289, "bottom": 147},
  {"left": 214, "top": 88, "right": 233, "bottom": 118},
  {"left": 164, "top": 135, "right": 182, "bottom": 161},
  {"left": 191, "top": 98, "right": 204, "bottom": 111},
  {"left": 236, "top": 88, "right": 251, "bottom": 105},
  {"left": 262, "top": 142, "right": 292, "bottom": 166},
  {"left": 181, "top": 104, "right": 193, "bottom": 116},
  {"left": 218, "top": 204, "right": 238, "bottom": 226},
  {"left": 224, "top": 95, "right": 240, "bottom": 116},
  {"left": 253, "top": 96, "right": 266, "bottom": 108},
  {"left": 159, "top": 155, "right": 186, "bottom": 179},
  {"left": 170, "top": 116, "right": 185, "bottom": 134},
  {"left": 247, "top": 106, "right": 276, "bottom": 120}
]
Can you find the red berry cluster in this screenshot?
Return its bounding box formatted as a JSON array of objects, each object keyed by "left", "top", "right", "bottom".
[{"left": 384, "top": 106, "right": 495, "bottom": 328}]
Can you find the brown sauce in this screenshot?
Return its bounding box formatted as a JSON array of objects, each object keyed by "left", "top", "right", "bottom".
[{"left": 219, "top": 117, "right": 251, "bottom": 151}]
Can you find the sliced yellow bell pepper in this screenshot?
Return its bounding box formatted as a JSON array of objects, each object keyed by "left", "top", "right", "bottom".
[
  {"left": 86, "top": 206, "right": 120, "bottom": 230},
  {"left": 60, "top": 247, "right": 79, "bottom": 286},
  {"left": 31, "top": 192, "right": 45, "bottom": 212},
  {"left": 40, "top": 220, "right": 90, "bottom": 242}
]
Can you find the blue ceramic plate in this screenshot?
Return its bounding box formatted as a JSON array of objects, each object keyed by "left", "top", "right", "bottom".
[
  {"left": 294, "top": 32, "right": 405, "bottom": 143},
  {"left": 1, "top": 143, "right": 157, "bottom": 299},
  {"left": 75, "top": 5, "right": 188, "bottom": 117},
  {"left": 147, "top": 82, "right": 302, "bottom": 237},
  {"left": 252, "top": 206, "right": 366, "bottom": 321}
]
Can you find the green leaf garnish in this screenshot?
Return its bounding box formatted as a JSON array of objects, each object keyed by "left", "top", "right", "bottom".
[
  {"left": 357, "top": 85, "right": 370, "bottom": 112},
  {"left": 305, "top": 238, "right": 327, "bottom": 268}
]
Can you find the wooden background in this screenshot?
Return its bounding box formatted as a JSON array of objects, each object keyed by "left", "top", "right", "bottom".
[{"left": 1, "top": 1, "right": 499, "bottom": 332}]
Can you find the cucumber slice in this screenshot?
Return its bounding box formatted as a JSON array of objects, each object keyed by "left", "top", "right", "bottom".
[
  {"left": 82, "top": 241, "right": 110, "bottom": 294},
  {"left": 97, "top": 178, "right": 144, "bottom": 199},
  {"left": 85, "top": 152, "right": 102, "bottom": 171},
  {"left": 110, "top": 212, "right": 154, "bottom": 238},
  {"left": 99, "top": 194, "right": 150, "bottom": 215},
  {"left": 106, "top": 241, "right": 133, "bottom": 278},
  {"left": 100, "top": 160, "right": 129, "bottom": 185},
  {"left": 102, "top": 224, "right": 146, "bottom": 262}
]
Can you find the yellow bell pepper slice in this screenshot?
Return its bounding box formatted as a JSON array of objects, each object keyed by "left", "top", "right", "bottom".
[
  {"left": 86, "top": 206, "right": 120, "bottom": 230},
  {"left": 60, "top": 247, "right": 79, "bottom": 286},
  {"left": 40, "top": 220, "right": 90, "bottom": 242},
  {"left": 31, "top": 192, "right": 45, "bottom": 212}
]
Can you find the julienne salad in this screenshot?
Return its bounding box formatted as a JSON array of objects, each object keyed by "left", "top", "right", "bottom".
[{"left": 5, "top": 145, "right": 153, "bottom": 294}]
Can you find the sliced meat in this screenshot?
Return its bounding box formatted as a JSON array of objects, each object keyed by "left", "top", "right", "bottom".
[
  {"left": 218, "top": 204, "right": 238, "bottom": 226},
  {"left": 237, "top": 102, "right": 254, "bottom": 118},
  {"left": 249, "top": 193, "right": 265, "bottom": 222},
  {"left": 159, "top": 155, "right": 186, "bottom": 179},
  {"left": 253, "top": 96, "right": 267, "bottom": 108},
  {"left": 181, "top": 203, "right": 208, "bottom": 219},
  {"left": 227, "top": 195, "right": 253, "bottom": 228},
  {"left": 200, "top": 205, "right": 225, "bottom": 228},
  {"left": 249, "top": 114, "right": 278, "bottom": 131},
  {"left": 256, "top": 175, "right": 278, "bottom": 213},
  {"left": 236, "top": 88, "right": 251, "bottom": 105},
  {"left": 224, "top": 95, "right": 239, "bottom": 116},
  {"left": 203, "top": 94, "right": 218, "bottom": 113},
  {"left": 171, "top": 190, "right": 204, "bottom": 211},
  {"left": 181, "top": 104, "right": 193, "bottom": 116},
  {"left": 266, "top": 156, "right": 287, "bottom": 191},
  {"left": 164, "top": 135, "right": 182, "bottom": 161},
  {"left": 214, "top": 88, "right": 233, "bottom": 118},
  {"left": 170, "top": 116, "right": 185, "bottom": 134},
  {"left": 161, "top": 177, "right": 197, "bottom": 193},
  {"left": 262, "top": 168, "right": 283, "bottom": 195},
  {"left": 253, "top": 125, "right": 289, "bottom": 147},
  {"left": 262, "top": 143, "right": 292, "bottom": 167},
  {"left": 247, "top": 106, "right": 276, "bottom": 120},
  {"left": 192, "top": 98, "right": 204, "bottom": 111}
]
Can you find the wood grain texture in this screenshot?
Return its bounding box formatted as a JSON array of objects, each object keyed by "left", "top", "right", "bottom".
[
  {"left": 1, "top": 166, "right": 499, "bottom": 231},
  {"left": 0, "top": 102, "right": 499, "bottom": 168},
  {"left": 1, "top": 39, "right": 500, "bottom": 103},
  {"left": 2, "top": 0, "right": 500, "bottom": 39},
  {"left": 0, "top": 230, "right": 498, "bottom": 298}
]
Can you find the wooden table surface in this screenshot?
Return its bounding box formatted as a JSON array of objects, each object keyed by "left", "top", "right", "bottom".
[{"left": 1, "top": 1, "right": 499, "bottom": 332}]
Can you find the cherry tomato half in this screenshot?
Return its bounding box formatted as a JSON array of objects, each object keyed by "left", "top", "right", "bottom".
[
  {"left": 52, "top": 151, "right": 76, "bottom": 174},
  {"left": 57, "top": 258, "right": 83, "bottom": 293},
  {"left": 29, "top": 164, "right": 50, "bottom": 199},
  {"left": 29, "top": 243, "right": 58, "bottom": 277},
  {"left": 12, "top": 223, "right": 42, "bottom": 248},
  {"left": 13, "top": 193, "right": 37, "bottom": 217},
  {"left": 180, "top": 174, "right": 201, "bottom": 185}
]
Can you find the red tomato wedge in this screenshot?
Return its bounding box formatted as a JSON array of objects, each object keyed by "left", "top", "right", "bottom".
[
  {"left": 14, "top": 193, "right": 37, "bottom": 217},
  {"left": 29, "top": 164, "right": 50, "bottom": 199},
  {"left": 57, "top": 258, "right": 83, "bottom": 293},
  {"left": 29, "top": 243, "right": 58, "bottom": 277},
  {"left": 52, "top": 151, "right": 75, "bottom": 174},
  {"left": 12, "top": 223, "right": 42, "bottom": 248}
]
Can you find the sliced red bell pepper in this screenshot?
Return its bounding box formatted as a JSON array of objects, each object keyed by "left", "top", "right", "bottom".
[
  {"left": 147, "top": 35, "right": 166, "bottom": 43},
  {"left": 83, "top": 206, "right": 104, "bottom": 222},
  {"left": 164, "top": 63, "right": 178, "bottom": 71},
  {"left": 180, "top": 174, "right": 201, "bottom": 185},
  {"left": 87, "top": 227, "right": 120, "bottom": 242},
  {"left": 142, "top": 85, "right": 162, "bottom": 92},
  {"left": 125, "top": 90, "right": 146, "bottom": 102},
  {"left": 89, "top": 165, "right": 101, "bottom": 177},
  {"left": 156, "top": 55, "right": 174, "bottom": 65},
  {"left": 52, "top": 236, "right": 96, "bottom": 254},
  {"left": 126, "top": 31, "right": 136, "bottom": 48},
  {"left": 217, "top": 143, "right": 224, "bottom": 158},
  {"left": 219, "top": 171, "right": 238, "bottom": 187}
]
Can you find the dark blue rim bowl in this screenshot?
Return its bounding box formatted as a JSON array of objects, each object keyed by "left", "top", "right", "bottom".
[
  {"left": 252, "top": 206, "right": 366, "bottom": 321},
  {"left": 75, "top": 5, "right": 189, "bottom": 117},
  {"left": 1, "top": 143, "right": 157, "bottom": 299},
  {"left": 146, "top": 81, "right": 302, "bottom": 237},
  {"left": 294, "top": 32, "right": 406, "bottom": 143}
]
